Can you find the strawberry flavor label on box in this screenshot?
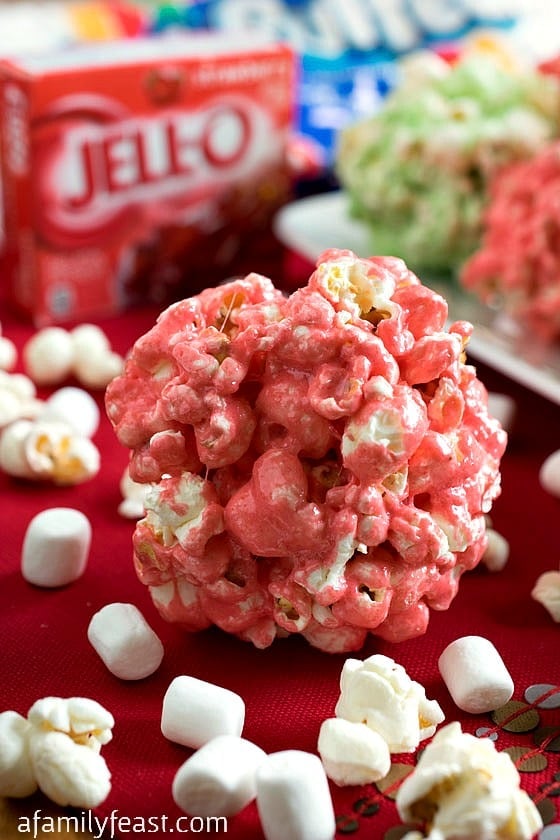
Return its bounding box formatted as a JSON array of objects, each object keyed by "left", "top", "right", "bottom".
[{"left": 0, "top": 34, "right": 295, "bottom": 324}]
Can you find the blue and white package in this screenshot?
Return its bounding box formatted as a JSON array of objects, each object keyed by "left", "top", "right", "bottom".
[{"left": 165, "top": 0, "right": 524, "bottom": 169}]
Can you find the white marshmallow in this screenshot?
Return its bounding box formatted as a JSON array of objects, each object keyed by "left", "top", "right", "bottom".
[
  {"left": 0, "top": 711, "right": 37, "bottom": 798},
  {"left": 172, "top": 735, "right": 266, "bottom": 817},
  {"left": 41, "top": 387, "right": 100, "bottom": 438},
  {"left": 21, "top": 508, "right": 91, "bottom": 588},
  {"left": 438, "top": 636, "right": 514, "bottom": 714},
  {"left": 161, "top": 675, "right": 245, "bottom": 749},
  {"left": 539, "top": 449, "right": 560, "bottom": 498},
  {"left": 481, "top": 528, "right": 510, "bottom": 572},
  {"left": 23, "top": 327, "right": 74, "bottom": 386},
  {"left": 256, "top": 750, "right": 336, "bottom": 840},
  {"left": 317, "top": 718, "right": 391, "bottom": 786},
  {"left": 87, "top": 602, "right": 164, "bottom": 680}
]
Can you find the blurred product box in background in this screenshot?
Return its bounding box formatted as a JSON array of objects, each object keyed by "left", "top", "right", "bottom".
[
  {"left": 170, "top": 0, "right": 533, "bottom": 172},
  {"left": 0, "top": 33, "right": 295, "bottom": 324}
]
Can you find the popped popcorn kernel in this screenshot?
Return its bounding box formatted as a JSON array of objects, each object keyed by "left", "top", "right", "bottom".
[
  {"left": 106, "top": 250, "right": 506, "bottom": 652},
  {"left": 531, "top": 570, "right": 560, "bottom": 622},
  {"left": 396, "top": 722, "right": 543, "bottom": 840},
  {"left": 334, "top": 654, "right": 444, "bottom": 753},
  {"left": 0, "top": 697, "right": 114, "bottom": 810}
]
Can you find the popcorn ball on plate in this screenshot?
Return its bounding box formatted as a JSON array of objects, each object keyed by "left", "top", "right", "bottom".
[
  {"left": 336, "top": 53, "right": 560, "bottom": 274},
  {"left": 461, "top": 141, "right": 560, "bottom": 342},
  {"left": 106, "top": 250, "right": 506, "bottom": 652}
]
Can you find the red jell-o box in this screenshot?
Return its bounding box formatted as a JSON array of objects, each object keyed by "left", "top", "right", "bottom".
[{"left": 0, "top": 34, "right": 295, "bottom": 324}]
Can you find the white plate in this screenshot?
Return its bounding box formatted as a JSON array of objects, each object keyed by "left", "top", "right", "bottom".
[{"left": 275, "top": 191, "right": 560, "bottom": 406}]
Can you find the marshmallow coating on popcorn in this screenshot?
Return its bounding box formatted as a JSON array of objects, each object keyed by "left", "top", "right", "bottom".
[{"left": 105, "top": 250, "right": 507, "bottom": 653}]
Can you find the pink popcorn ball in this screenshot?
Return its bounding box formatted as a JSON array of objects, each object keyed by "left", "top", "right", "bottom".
[
  {"left": 461, "top": 141, "right": 560, "bottom": 342},
  {"left": 106, "top": 250, "right": 507, "bottom": 653}
]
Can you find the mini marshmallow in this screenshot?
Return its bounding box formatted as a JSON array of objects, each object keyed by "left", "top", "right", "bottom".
[
  {"left": 87, "top": 602, "right": 164, "bottom": 680},
  {"left": 539, "top": 449, "right": 560, "bottom": 497},
  {"left": 481, "top": 528, "right": 510, "bottom": 572},
  {"left": 23, "top": 327, "right": 75, "bottom": 386},
  {"left": 0, "top": 711, "right": 37, "bottom": 798},
  {"left": 172, "top": 735, "right": 266, "bottom": 817},
  {"left": 161, "top": 675, "right": 245, "bottom": 749},
  {"left": 438, "top": 635, "right": 514, "bottom": 714},
  {"left": 41, "top": 387, "right": 100, "bottom": 438},
  {"left": 256, "top": 750, "right": 336, "bottom": 840},
  {"left": 22, "top": 508, "right": 92, "bottom": 588},
  {"left": 317, "top": 718, "right": 391, "bottom": 786}
]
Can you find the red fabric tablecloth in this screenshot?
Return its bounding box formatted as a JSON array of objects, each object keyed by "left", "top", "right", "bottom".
[{"left": 1, "top": 266, "right": 559, "bottom": 840}]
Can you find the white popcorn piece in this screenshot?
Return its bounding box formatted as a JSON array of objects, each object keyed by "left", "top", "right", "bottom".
[
  {"left": 0, "top": 371, "right": 43, "bottom": 429},
  {"left": 161, "top": 675, "right": 245, "bottom": 749},
  {"left": 539, "top": 449, "right": 560, "bottom": 498},
  {"left": 87, "top": 602, "right": 164, "bottom": 680},
  {"left": 23, "top": 327, "right": 75, "bottom": 386},
  {"left": 40, "top": 387, "right": 100, "bottom": 438},
  {"left": 0, "top": 419, "right": 36, "bottom": 478},
  {"left": 29, "top": 729, "right": 111, "bottom": 809},
  {"left": 0, "top": 334, "right": 17, "bottom": 371},
  {"left": 481, "top": 528, "right": 510, "bottom": 573},
  {"left": 172, "top": 735, "right": 266, "bottom": 817},
  {"left": 438, "top": 636, "right": 514, "bottom": 714},
  {"left": 72, "top": 329, "right": 124, "bottom": 387},
  {"left": 396, "top": 722, "right": 543, "bottom": 840},
  {"left": 26, "top": 696, "right": 114, "bottom": 809},
  {"left": 24, "top": 420, "right": 100, "bottom": 485},
  {"left": 71, "top": 323, "right": 111, "bottom": 360},
  {"left": 118, "top": 465, "right": 151, "bottom": 520},
  {"left": 28, "top": 696, "right": 114, "bottom": 749},
  {"left": 73, "top": 350, "right": 124, "bottom": 390},
  {"left": 0, "top": 697, "right": 114, "bottom": 810},
  {"left": 21, "top": 507, "right": 91, "bottom": 588},
  {"left": 256, "top": 750, "right": 336, "bottom": 840},
  {"left": 335, "top": 654, "right": 445, "bottom": 753},
  {"left": 486, "top": 392, "right": 516, "bottom": 434},
  {"left": 144, "top": 474, "right": 223, "bottom": 548},
  {"left": 317, "top": 717, "right": 391, "bottom": 786},
  {"left": 0, "top": 711, "right": 37, "bottom": 798},
  {"left": 532, "top": 570, "right": 560, "bottom": 622}
]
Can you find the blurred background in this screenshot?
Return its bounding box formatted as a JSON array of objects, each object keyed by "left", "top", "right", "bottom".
[{"left": 1, "top": 0, "right": 560, "bottom": 330}]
